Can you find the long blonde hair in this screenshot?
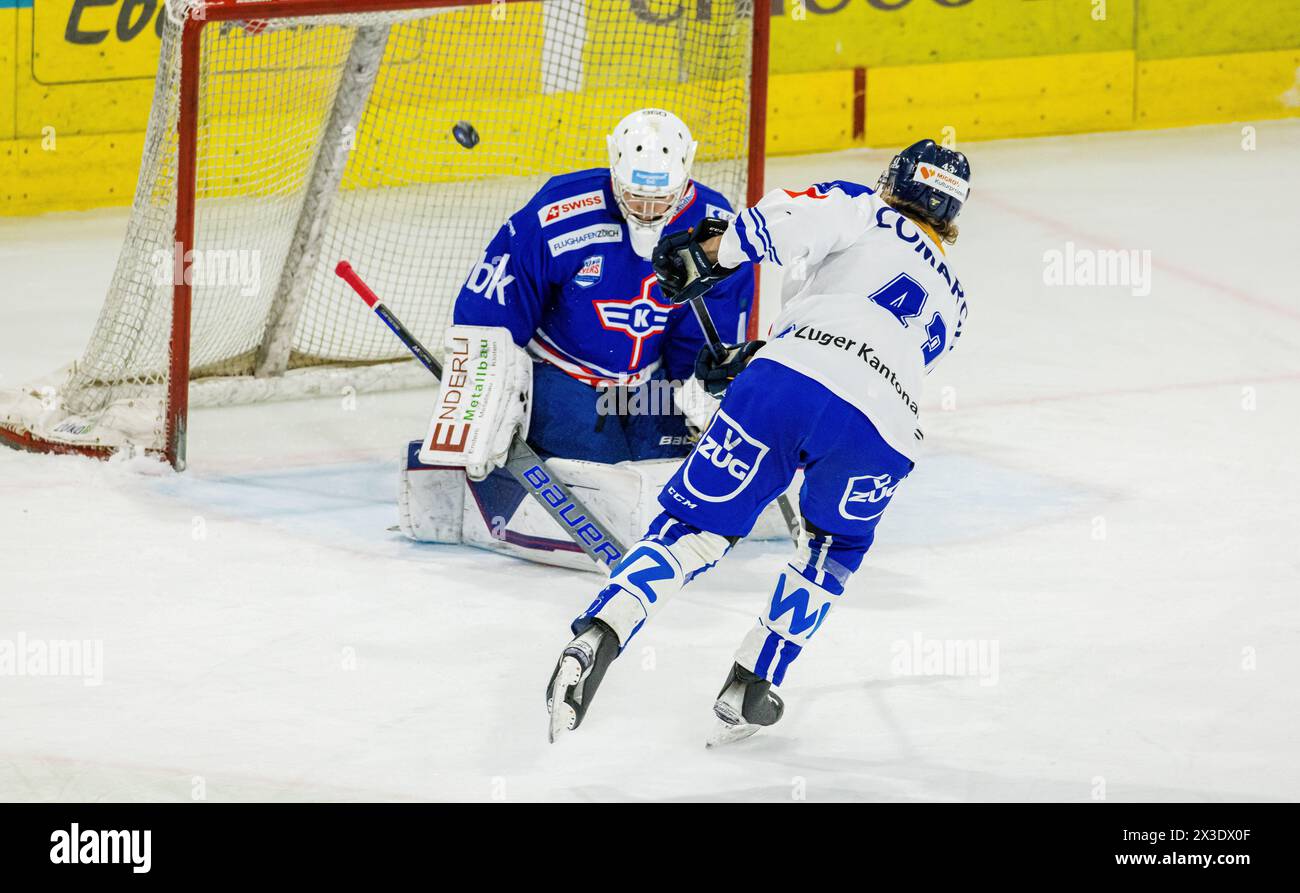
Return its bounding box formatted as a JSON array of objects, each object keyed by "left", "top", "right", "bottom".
[{"left": 880, "top": 191, "right": 960, "bottom": 246}]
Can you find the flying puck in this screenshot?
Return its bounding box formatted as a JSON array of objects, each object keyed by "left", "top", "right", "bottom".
[{"left": 452, "top": 121, "right": 480, "bottom": 149}]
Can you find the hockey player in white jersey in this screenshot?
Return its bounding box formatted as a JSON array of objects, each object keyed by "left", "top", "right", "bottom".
[{"left": 545, "top": 139, "right": 972, "bottom": 744}]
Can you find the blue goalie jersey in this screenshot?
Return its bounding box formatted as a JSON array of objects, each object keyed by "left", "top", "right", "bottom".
[{"left": 453, "top": 168, "right": 755, "bottom": 388}]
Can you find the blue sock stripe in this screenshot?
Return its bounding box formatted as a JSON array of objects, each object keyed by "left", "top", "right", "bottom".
[
  {"left": 791, "top": 532, "right": 871, "bottom": 594},
  {"left": 804, "top": 536, "right": 826, "bottom": 587},
  {"left": 753, "top": 631, "right": 781, "bottom": 681},
  {"left": 646, "top": 511, "right": 692, "bottom": 547},
  {"left": 659, "top": 522, "right": 687, "bottom": 548},
  {"left": 645, "top": 511, "right": 732, "bottom": 563},
  {"left": 772, "top": 639, "right": 803, "bottom": 686},
  {"left": 624, "top": 617, "right": 646, "bottom": 648},
  {"left": 683, "top": 559, "right": 718, "bottom": 584},
  {"left": 573, "top": 582, "right": 625, "bottom": 634}
]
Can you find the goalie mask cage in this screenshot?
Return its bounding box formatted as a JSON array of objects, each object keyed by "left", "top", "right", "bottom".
[{"left": 0, "top": 0, "right": 768, "bottom": 470}]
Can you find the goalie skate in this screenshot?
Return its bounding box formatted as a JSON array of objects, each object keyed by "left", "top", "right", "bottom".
[
  {"left": 706, "top": 663, "right": 785, "bottom": 748},
  {"left": 546, "top": 621, "right": 619, "bottom": 743}
]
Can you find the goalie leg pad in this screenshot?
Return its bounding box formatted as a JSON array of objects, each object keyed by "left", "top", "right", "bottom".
[
  {"left": 400, "top": 452, "right": 675, "bottom": 571},
  {"left": 398, "top": 447, "right": 798, "bottom": 572},
  {"left": 399, "top": 440, "right": 465, "bottom": 543},
  {"left": 461, "top": 465, "right": 602, "bottom": 572}
]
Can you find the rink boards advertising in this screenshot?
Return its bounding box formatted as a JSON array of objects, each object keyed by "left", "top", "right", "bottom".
[{"left": 1, "top": 0, "right": 1299, "bottom": 213}]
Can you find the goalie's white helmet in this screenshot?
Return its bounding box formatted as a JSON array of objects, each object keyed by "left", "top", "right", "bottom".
[{"left": 607, "top": 108, "right": 698, "bottom": 259}]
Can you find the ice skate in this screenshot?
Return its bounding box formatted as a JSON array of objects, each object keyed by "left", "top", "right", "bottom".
[
  {"left": 546, "top": 620, "right": 620, "bottom": 742},
  {"left": 706, "top": 662, "right": 784, "bottom": 747}
]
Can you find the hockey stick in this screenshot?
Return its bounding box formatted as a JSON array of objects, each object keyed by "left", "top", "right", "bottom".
[
  {"left": 335, "top": 261, "right": 627, "bottom": 569},
  {"left": 675, "top": 252, "right": 803, "bottom": 545}
]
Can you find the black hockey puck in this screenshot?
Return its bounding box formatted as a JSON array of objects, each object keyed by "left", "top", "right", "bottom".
[{"left": 452, "top": 121, "right": 480, "bottom": 149}]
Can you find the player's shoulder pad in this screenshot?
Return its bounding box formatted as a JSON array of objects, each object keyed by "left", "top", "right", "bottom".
[
  {"left": 776, "top": 180, "right": 876, "bottom": 202},
  {"left": 516, "top": 167, "right": 615, "bottom": 234},
  {"left": 809, "top": 179, "right": 876, "bottom": 199}
]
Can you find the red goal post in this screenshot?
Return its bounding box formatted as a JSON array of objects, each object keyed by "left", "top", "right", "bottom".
[{"left": 0, "top": 0, "right": 769, "bottom": 470}]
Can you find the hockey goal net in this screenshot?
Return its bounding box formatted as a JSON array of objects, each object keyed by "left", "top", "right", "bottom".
[{"left": 0, "top": 0, "right": 767, "bottom": 469}]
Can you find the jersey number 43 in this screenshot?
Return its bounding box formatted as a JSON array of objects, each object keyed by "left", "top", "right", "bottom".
[{"left": 866, "top": 273, "right": 946, "bottom": 367}]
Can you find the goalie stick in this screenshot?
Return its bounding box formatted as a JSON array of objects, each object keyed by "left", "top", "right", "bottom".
[{"left": 335, "top": 261, "right": 629, "bottom": 569}]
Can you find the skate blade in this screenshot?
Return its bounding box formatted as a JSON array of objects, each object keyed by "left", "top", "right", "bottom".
[
  {"left": 705, "top": 699, "right": 763, "bottom": 747},
  {"left": 705, "top": 718, "right": 762, "bottom": 748},
  {"left": 547, "top": 656, "right": 583, "bottom": 744}
]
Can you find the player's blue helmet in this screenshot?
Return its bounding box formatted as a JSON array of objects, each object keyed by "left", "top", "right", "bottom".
[{"left": 877, "top": 139, "right": 971, "bottom": 242}]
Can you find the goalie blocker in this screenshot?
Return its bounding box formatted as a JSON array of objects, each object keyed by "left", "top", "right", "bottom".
[{"left": 419, "top": 325, "right": 533, "bottom": 481}]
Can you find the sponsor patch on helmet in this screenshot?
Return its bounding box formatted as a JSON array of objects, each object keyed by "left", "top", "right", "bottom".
[
  {"left": 912, "top": 163, "right": 970, "bottom": 202},
  {"left": 631, "top": 169, "right": 671, "bottom": 188}
]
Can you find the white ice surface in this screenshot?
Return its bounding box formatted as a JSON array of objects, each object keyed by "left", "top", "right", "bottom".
[{"left": 1, "top": 122, "right": 1298, "bottom": 802}]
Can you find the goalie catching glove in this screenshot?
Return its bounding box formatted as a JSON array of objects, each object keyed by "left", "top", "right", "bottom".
[
  {"left": 418, "top": 325, "right": 532, "bottom": 480},
  {"left": 652, "top": 216, "right": 738, "bottom": 305}
]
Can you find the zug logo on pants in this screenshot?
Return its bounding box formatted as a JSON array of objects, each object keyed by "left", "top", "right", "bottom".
[
  {"left": 682, "top": 410, "right": 769, "bottom": 503},
  {"left": 837, "top": 473, "right": 903, "bottom": 522}
]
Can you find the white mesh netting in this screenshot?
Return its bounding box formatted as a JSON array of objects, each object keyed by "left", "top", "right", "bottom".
[{"left": 0, "top": 0, "right": 757, "bottom": 462}]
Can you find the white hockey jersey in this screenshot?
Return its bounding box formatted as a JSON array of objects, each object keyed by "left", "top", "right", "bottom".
[{"left": 716, "top": 180, "right": 968, "bottom": 460}]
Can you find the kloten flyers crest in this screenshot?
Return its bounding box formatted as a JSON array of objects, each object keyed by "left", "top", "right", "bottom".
[{"left": 592, "top": 274, "right": 676, "bottom": 367}]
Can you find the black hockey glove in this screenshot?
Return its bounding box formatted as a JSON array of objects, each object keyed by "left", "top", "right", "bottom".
[
  {"left": 695, "top": 340, "right": 766, "bottom": 397},
  {"left": 652, "top": 217, "right": 735, "bottom": 305}
]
